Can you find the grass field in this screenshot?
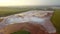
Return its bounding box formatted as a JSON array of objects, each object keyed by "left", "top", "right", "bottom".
[
  {"left": 0, "top": 7, "right": 60, "bottom": 34},
  {"left": 0, "top": 7, "right": 31, "bottom": 17},
  {"left": 52, "top": 9, "right": 60, "bottom": 34}
]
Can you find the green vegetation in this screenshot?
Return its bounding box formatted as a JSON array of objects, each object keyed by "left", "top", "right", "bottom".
[
  {"left": 0, "top": 7, "right": 60, "bottom": 34},
  {"left": 52, "top": 9, "right": 60, "bottom": 34},
  {"left": 11, "top": 30, "right": 30, "bottom": 34},
  {"left": 0, "top": 7, "right": 31, "bottom": 17}
]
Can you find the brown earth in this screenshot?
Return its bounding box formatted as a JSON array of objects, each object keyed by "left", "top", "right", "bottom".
[
  {"left": 0, "top": 22, "right": 56, "bottom": 34},
  {"left": 0, "top": 19, "right": 3, "bottom": 22}
]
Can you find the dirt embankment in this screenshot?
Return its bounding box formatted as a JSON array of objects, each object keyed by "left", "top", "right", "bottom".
[{"left": 0, "top": 22, "right": 49, "bottom": 34}]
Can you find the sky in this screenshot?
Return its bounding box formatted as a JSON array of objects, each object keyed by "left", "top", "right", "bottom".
[{"left": 0, "top": 0, "right": 60, "bottom": 6}]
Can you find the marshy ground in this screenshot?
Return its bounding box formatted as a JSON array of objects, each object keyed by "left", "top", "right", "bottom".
[{"left": 0, "top": 7, "right": 60, "bottom": 34}]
